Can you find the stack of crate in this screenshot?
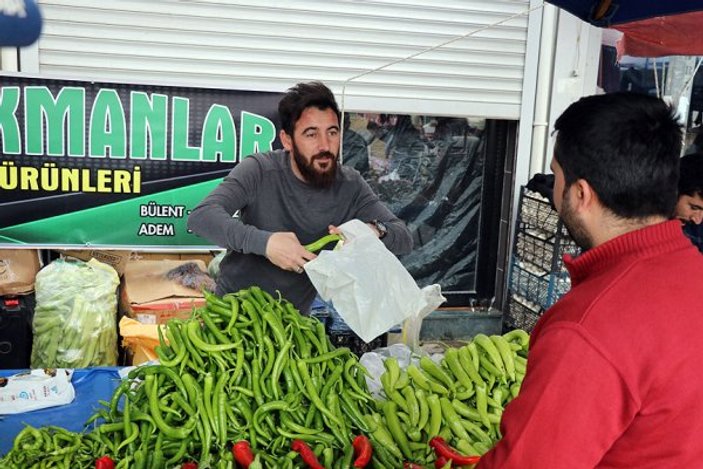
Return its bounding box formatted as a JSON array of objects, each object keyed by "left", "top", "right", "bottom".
[{"left": 503, "top": 187, "right": 580, "bottom": 332}]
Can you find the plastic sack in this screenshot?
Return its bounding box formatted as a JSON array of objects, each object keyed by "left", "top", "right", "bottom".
[
  {"left": 359, "top": 343, "right": 443, "bottom": 399},
  {"left": 31, "top": 258, "right": 119, "bottom": 368},
  {"left": 0, "top": 369, "right": 75, "bottom": 415},
  {"left": 208, "top": 250, "right": 226, "bottom": 280},
  {"left": 305, "top": 219, "right": 445, "bottom": 343}
]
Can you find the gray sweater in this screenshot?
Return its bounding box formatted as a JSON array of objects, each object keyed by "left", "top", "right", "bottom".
[{"left": 187, "top": 149, "right": 413, "bottom": 312}]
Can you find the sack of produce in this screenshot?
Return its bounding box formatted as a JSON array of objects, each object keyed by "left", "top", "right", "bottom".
[{"left": 31, "top": 258, "right": 119, "bottom": 368}]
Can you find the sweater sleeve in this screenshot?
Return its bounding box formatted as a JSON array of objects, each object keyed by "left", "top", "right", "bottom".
[
  {"left": 351, "top": 176, "right": 413, "bottom": 255},
  {"left": 187, "top": 157, "right": 272, "bottom": 256},
  {"left": 478, "top": 323, "right": 638, "bottom": 468}
]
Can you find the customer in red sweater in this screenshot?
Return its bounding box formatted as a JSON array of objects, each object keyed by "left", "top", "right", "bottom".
[{"left": 479, "top": 93, "right": 703, "bottom": 468}]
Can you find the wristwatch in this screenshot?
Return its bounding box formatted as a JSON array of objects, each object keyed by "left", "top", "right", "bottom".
[{"left": 372, "top": 220, "right": 388, "bottom": 239}]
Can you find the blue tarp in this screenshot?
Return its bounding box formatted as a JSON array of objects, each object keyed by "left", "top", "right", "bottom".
[
  {"left": 0, "top": 367, "right": 123, "bottom": 456},
  {"left": 545, "top": 0, "right": 703, "bottom": 26}
]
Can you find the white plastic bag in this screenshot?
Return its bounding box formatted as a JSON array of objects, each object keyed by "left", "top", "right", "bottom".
[
  {"left": 0, "top": 369, "right": 75, "bottom": 415},
  {"left": 359, "top": 343, "right": 444, "bottom": 399},
  {"left": 305, "top": 219, "right": 445, "bottom": 343}
]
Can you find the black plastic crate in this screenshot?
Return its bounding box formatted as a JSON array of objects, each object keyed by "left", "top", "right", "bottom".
[
  {"left": 509, "top": 186, "right": 580, "bottom": 310},
  {"left": 509, "top": 262, "right": 572, "bottom": 309},
  {"left": 503, "top": 294, "right": 544, "bottom": 333},
  {"left": 515, "top": 189, "right": 579, "bottom": 270},
  {"left": 518, "top": 190, "right": 561, "bottom": 237},
  {"left": 313, "top": 299, "right": 392, "bottom": 356},
  {"left": 309, "top": 308, "right": 331, "bottom": 331},
  {"left": 328, "top": 329, "right": 388, "bottom": 357},
  {"left": 0, "top": 294, "right": 35, "bottom": 369}
]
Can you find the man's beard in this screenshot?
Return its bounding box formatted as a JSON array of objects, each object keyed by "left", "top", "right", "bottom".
[
  {"left": 292, "top": 140, "right": 338, "bottom": 189},
  {"left": 560, "top": 189, "right": 593, "bottom": 251}
]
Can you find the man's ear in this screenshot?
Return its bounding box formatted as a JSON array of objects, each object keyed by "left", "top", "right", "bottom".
[
  {"left": 572, "top": 178, "right": 598, "bottom": 212},
  {"left": 280, "top": 130, "right": 292, "bottom": 151}
]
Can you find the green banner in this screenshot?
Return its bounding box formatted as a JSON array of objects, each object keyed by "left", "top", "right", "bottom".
[{"left": 0, "top": 75, "right": 282, "bottom": 248}]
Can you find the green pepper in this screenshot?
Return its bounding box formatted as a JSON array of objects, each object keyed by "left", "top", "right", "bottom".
[
  {"left": 304, "top": 233, "right": 342, "bottom": 252},
  {"left": 381, "top": 401, "right": 413, "bottom": 460}
]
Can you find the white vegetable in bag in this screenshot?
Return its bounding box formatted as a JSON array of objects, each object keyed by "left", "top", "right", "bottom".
[
  {"left": 305, "top": 219, "right": 445, "bottom": 343},
  {"left": 31, "top": 258, "right": 119, "bottom": 368}
]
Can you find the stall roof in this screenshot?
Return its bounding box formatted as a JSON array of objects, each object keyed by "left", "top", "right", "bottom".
[
  {"left": 614, "top": 12, "right": 703, "bottom": 58},
  {"left": 543, "top": 0, "right": 703, "bottom": 26},
  {"left": 545, "top": 0, "right": 703, "bottom": 57}
]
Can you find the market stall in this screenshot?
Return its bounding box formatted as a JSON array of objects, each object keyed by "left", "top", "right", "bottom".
[{"left": 1, "top": 284, "right": 529, "bottom": 468}]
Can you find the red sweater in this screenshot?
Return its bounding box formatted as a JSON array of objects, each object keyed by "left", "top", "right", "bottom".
[{"left": 479, "top": 220, "right": 703, "bottom": 468}]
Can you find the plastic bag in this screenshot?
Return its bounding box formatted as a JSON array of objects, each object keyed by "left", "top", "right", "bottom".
[
  {"left": 305, "top": 219, "right": 445, "bottom": 343},
  {"left": 208, "top": 251, "right": 226, "bottom": 280},
  {"left": 359, "top": 343, "right": 443, "bottom": 399},
  {"left": 0, "top": 369, "right": 74, "bottom": 415},
  {"left": 31, "top": 258, "right": 119, "bottom": 368}
]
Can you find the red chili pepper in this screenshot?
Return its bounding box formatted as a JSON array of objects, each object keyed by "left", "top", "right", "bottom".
[
  {"left": 232, "top": 440, "right": 256, "bottom": 468},
  {"left": 291, "top": 439, "right": 326, "bottom": 469},
  {"left": 435, "top": 455, "right": 450, "bottom": 469},
  {"left": 352, "top": 435, "right": 373, "bottom": 468},
  {"left": 429, "top": 437, "right": 481, "bottom": 466},
  {"left": 403, "top": 463, "right": 424, "bottom": 469},
  {"left": 95, "top": 456, "right": 115, "bottom": 469},
  {"left": 182, "top": 462, "right": 198, "bottom": 469}
]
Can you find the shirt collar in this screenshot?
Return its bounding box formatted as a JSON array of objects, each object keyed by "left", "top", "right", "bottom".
[{"left": 564, "top": 219, "right": 691, "bottom": 285}]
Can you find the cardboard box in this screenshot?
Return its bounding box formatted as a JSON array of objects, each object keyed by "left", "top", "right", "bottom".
[
  {"left": 130, "top": 252, "right": 216, "bottom": 265},
  {"left": 181, "top": 253, "right": 216, "bottom": 265},
  {"left": 62, "top": 249, "right": 130, "bottom": 276},
  {"left": 0, "top": 249, "right": 42, "bottom": 295},
  {"left": 121, "top": 259, "right": 211, "bottom": 324},
  {"left": 129, "top": 252, "right": 180, "bottom": 262}
]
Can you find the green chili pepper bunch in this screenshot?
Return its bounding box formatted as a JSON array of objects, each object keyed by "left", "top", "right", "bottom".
[
  {"left": 363, "top": 330, "right": 530, "bottom": 467},
  {"left": 0, "top": 425, "right": 108, "bottom": 468},
  {"left": 3, "top": 286, "right": 377, "bottom": 468}
]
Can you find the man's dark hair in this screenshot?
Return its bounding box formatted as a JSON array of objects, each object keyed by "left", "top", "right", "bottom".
[
  {"left": 679, "top": 152, "right": 703, "bottom": 198},
  {"left": 278, "top": 81, "right": 341, "bottom": 136},
  {"left": 554, "top": 92, "right": 682, "bottom": 219}
]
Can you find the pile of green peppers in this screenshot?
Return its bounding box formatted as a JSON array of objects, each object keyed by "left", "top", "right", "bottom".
[
  {"left": 2, "top": 286, "right": 375, "bottom": 468},
  {"left": 364, "top": 331, "right": 529, "bottom": 467}
]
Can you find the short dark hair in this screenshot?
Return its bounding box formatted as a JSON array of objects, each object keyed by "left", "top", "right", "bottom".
[
  {"left": 278, "top": 81, "right": 341, "bottom": 136},
  {"left": 554, "top": 92, "right": 682, "bottom": 219},
  {"left": 679, "top": 152, "right": 703, "bottom": 198}
]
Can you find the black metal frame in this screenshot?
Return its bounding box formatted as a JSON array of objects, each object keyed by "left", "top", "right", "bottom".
[{"left": 443, "top": 119, "right": 518, "bottom": 308}]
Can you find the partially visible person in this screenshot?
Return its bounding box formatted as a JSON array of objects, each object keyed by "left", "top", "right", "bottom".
[
  {"left": 684, "top": 131, "right": 703, "bottom": 154},
  {"left": 341, "top": 116, "right": 370, "bottom": 175},
  {"left": 479, "top": 92, "right": 703, "bottom": 467},
  {"left": 187, "top": 81, "right": 412, "bottom": 313},
  {"left": 366, "top": 114, "right": 424, "bottom": 180},
  {"left": 675, "top": 152, "right": 703, "bottom": 253}
]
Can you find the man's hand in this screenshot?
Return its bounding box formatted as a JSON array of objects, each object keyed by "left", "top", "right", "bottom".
[
  {"left": 328, "top": 224, "right": 382, "bottom": 237},
  {"left": 265, "top": 232, "right": 317, "bottom": 273}
]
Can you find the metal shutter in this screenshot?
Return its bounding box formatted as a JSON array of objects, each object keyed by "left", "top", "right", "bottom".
[{"left": 26, "top": 0, "right": 532, "bottom": 118}]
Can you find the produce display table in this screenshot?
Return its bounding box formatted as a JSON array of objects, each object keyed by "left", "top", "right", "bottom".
[{"left": 0, "top": 367, "right": 123, "bottom": 455}]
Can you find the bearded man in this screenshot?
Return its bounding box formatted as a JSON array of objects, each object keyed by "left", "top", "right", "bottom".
[
  {"left": 188, "top": 81, "right": 412, "bottom": 313},
  {"left": 478, "top": 92, "right": 703, "bottom": 468}
]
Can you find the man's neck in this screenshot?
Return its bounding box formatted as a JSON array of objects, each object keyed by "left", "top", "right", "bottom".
[
  {"left": 289, "top": 152, "right": 306, "bottom": 183},
  {"left": 592, "top": 214, "right": 668, "bottom": 247}
]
